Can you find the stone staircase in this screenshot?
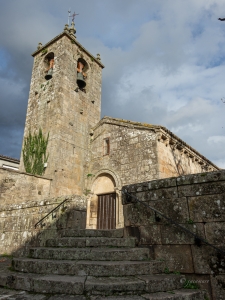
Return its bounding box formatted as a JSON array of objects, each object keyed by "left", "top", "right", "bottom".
[{"left": 0, "top": 229, "right": 208, "bottom": 299}]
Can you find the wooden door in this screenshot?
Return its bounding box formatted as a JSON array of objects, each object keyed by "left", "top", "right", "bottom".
[{"left": 97, "top": 193, "right": 116, "bottom": 229}]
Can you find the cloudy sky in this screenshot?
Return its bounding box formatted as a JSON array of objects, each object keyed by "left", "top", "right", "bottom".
[{"left": 0, "top": 0, "right": 225, "bottom": 168}]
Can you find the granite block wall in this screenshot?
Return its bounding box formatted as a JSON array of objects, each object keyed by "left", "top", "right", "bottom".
[
  {"left": 0, "top": 167, "right": 51, "bottom": 205},
  {"left": 0, "top": 194, "right": 87, "bottom": 256},
  {"left": 122, "top": 170, "right": 225, "bottom": 300}
]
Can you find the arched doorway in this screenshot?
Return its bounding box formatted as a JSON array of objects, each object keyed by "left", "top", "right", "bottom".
[{"left": 86, "top": 172, "right": 123, "bottom": 229}]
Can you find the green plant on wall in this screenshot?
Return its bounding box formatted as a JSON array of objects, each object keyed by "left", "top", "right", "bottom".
[
  {"left": 23, "top": 129, "right": 49, "bottom": 176},
  {"left": 41, "top": 48, "right": 48, "bottom": 55}
]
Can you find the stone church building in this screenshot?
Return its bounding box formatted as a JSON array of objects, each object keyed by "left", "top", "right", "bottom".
[
  {"left": 1, "top": 23, "right": 225, "bottom": 300},
  {"left": 2, "top": 23, "right": 219, "bottom": 231}
]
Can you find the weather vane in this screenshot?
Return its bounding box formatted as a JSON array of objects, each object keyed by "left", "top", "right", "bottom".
[{"left": 68, "top": 10, "right": 79, "bottom": 25}]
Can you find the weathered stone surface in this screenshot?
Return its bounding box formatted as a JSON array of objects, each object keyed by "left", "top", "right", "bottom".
[
  {"left": 0, "top": 195, "right": 87, "bottom": 255},
  {"left": 141, "top": 289, "right": 206, "bottom": 299},
  {"left": 184, "top": 274, "right": 212, "bottom": 299},
  {"left": 0, "top": 291, "right": 48, "bottom": 299},
  {"left": 61, "top": 229, "right": 124, "bottom": 238},
  {"left": 123, "top": 197, "right": 189, "bottom": 227},
  {"left": 85, "top": 276, "right": 145, "bottom": 294},
  {"left": 177, "top": 170, "right": 225, "bottom": 186},
  {"left": 205, "top": 222, "right": 225, "bottom": 244},
  {"left": 46, "top": 238, "right": 86, "bottom": 248},
  {"left": 188, "top": 194, "right": 225, "bottom": 222},
  {"left": 86, "top": 237, "right": 136, "bottom": 248},
  {"left": 149, "top": 198, "right": 189, "bottom": 223},
  {"left": 160, "top": 223, "right": 205, "bottom": 245},
  {"left": 46, "top": 237, "right": 136, "bottom": 248},
  {"left": 48, "top": 296, "right": 86, "bottom": 300},
  {"left": 20, "top": 33, "right": 103, "bottom": 198},
  {"left": 90, "top": 296, "right": 144, "bottom": 300},
  {"left": 124, "top": 187, "right": 178, "bottom": 203},
  {"left": 0, "top": 168, "right": 51, "bottom": 206},
  {"left": 76, "top": 260, "right": 164, "bottom": 277},
  {"left": 12, "top": 258, "right": 79, "bottom": 275},
  {"left": 139, "top": 225, "right": 162, "bottom": 245},
  {"left": 137, "top": 274, "right": 184, "bottom": 293},
  {"left": 191, "top": 245, "right": 225, "bottom": 275},
  {"left": 210, "top": 275, "right": 225, "bottom": 300},
  {"left": 178, "top": 181, "right": 225, "bottom": 197},
  {"left": 30, "top": 247, "right": 150, "bottom": 261},
  {"left": 123, "top": 178, "right": 177, "bottom": 194},
  {"left": 32, "top": 275, "right": 85, "bottom": 294},
  {"left": 13, "top": 258, "right": 164, "bottom": 276},
  {"left": 154, "top": 245, "right": 194, "bottom": 273},
  {"left": 0, "top": 287, "right": 26, "bottom": 298},
  {"left": 123, "top": 203, "right": 155, "bottom": 226}
]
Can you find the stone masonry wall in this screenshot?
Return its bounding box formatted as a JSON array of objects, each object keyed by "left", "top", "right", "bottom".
[
  {"left": 89, "top": 119, "right": 159, "bottom": 187},
  {"left": 20, "top": 32, "right": 103, "bottom": 197},
  {"left": 157, "top": 134, "right": 216, "bottom": 178},
  {"left": 0, "top": 167, "right": 51, "bottom": 205},
  {"left": 0, "top": 194, "right": 87, "bottom": 256},
  {"left": 122, "top": 170, "right": 225, "bottom": 300}
]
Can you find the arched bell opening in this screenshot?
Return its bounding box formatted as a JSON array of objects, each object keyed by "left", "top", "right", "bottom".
[
  {"left": 76, "top": 58, "right": 89, "bottom": 90},
  {"left": 86, "top": 172, "right": 124, "bottom": 230},
  {"left": 44, "top": 52, "right": 54, "bottom": 80}
]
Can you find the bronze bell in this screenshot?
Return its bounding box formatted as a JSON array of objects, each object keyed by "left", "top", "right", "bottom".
[
  {"left": 76, "top": 72, "right": 86, "bottom": 89},
  {"left": 45, "top": 68, "right": 53, "bottom": 80}
]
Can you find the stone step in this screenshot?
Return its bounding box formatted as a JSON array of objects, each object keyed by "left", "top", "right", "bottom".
[
  {"left": 90, "top": 290, "right": 207, "bottom": 300},
  {"left": 85, "top": 274, "right": 185, "bottom": 294},
  {"left": 136, "top": 274, "right": 185, "bottom": 293},
  {"left": 46, "top": 237, "right": 136, "bottom": 248},
  {"left": 61, "top": 228, "right": 124, "bottom": 238},
  {"left": 29, "top": 247, "right": 150, "bottom": 261},
  {"left": 0, "top": 292, "right": 207, "bottom": 300},
  {"left": 140, "top": 289, "right": 207, "bottom": 299},
  {"left": 12, "top": 258, "right": 164, "bottom": 276},
  {"left": 0, "top": 272, "right": 208, "bottom": 300},
  {"left": 0, "top": 272, "right": 85, "bottom": 295},
  {"left": 0, "top": 272, "right": 186, "bottom": 295}
]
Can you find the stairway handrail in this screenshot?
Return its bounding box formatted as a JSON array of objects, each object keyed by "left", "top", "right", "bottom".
[
  {"left": 34, "top": 198, "right": 68, "bottom": 228},
  {"left": 122, "top": 190, "right": 225, "bottom": 255}
]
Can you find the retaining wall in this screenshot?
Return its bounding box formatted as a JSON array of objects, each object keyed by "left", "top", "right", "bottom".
[
  {"left": 122, "top": 170, "right": 225, "bottom": 300},
  {"left": 0, "top": 167, "right": 52, "bottom": 205},
  {"left": 0, "top": 194, "right": 87, "bottom": 256}
]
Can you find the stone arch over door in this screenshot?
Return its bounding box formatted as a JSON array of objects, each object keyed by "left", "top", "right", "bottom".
[{"left": 86, "top": 170, "right": 123, "bottom": 229}]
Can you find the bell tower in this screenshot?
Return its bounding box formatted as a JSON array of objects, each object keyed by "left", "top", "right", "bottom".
[{"left": 20, "top": 23, "right": 104, "bottom": 196}]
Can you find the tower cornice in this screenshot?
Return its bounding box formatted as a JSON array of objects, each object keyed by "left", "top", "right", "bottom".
[{"left": 32, "top": 31, "right": 104, "bottom": 69}]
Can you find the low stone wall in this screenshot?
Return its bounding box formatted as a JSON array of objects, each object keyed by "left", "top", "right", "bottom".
[
  {"left": 0, "top": 167, "right": 52, "bottom": 205},
  {"left": 122, "top": 170, "right": 225, "bottom": 300},
  {"left": 0, "top": 194, "right": 87, "bottom": 256}
]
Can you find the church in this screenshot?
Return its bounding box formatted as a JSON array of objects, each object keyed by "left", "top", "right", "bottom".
[
  {"left": 15, "top": 22, "right": 218, "bottom": 230},
  {"left": 0, "top": 22, "right": 224, "bottom": 300}
]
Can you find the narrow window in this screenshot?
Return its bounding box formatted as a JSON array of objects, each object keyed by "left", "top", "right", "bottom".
[
  {"left": 44, "top": 52, "right": 54, "bottom": 80},
  {"left": 103, "top": 138, "right": 110, "bottom": 155},
  {"left": 76, "top": 58, "right": 88, "bottom": 91}
]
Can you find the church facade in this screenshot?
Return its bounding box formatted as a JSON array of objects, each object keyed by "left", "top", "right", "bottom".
[{"left": 11, "top": 23, "right": 218, "bottom": 230}]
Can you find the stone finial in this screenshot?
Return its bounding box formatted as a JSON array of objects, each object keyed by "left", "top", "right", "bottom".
[
  {"left": 96, "top": 53, "right": 101, "bottom": 61},
  {"left": 37, "top": 42, "right": 43, "bottom": 50},
  {"left": 69, "top": 21, "right": 76, "bottom": 38},
  {"left": 64, "top": 24, "right": 69, "bottom": 32}
]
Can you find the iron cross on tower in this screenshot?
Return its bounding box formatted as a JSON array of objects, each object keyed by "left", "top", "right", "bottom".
[{"left": 68, "top": 10, "right": 79, "bottom": 25}]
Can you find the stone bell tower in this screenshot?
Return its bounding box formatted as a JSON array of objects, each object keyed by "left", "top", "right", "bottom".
[{"left": 20, "top": 23, "right": 104, "bottom": 196}]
